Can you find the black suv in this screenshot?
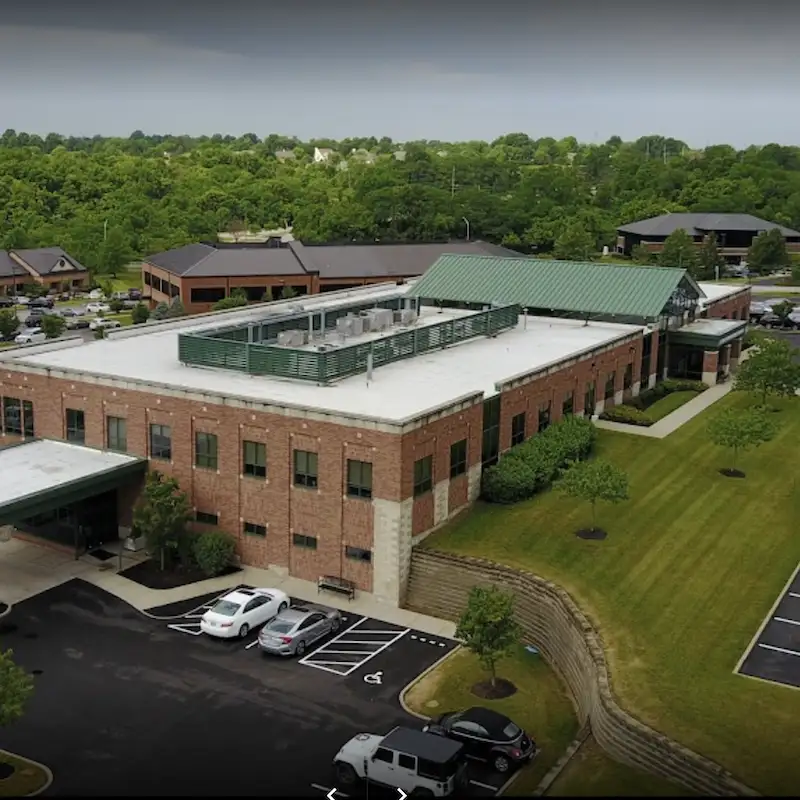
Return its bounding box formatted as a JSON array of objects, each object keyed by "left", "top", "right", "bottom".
[
  {"left": 29, "top": 296, "right": 55, "bottom": 309},
  {"left": 423, "top": 707, "right": 536, "bottom": 774},
  {"left": 0, "top": 297, "right": 13, "bottom": 309}
]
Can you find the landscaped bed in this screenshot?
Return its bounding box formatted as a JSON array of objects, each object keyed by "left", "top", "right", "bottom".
[
  {"left": 547, "top": 735, "right": 693, "bottom": 797},
  {"left": 403, "top": 645, "right": 578, "bottom": 796},
  {"left": 599, "top": 379, "right": 707, "bottom": 427},
  {"left": 421, "top": 391, "right": 800, "bottom": 795},
  {"left": 119, "top": 558, "right": 242, "bottom": 590},
  {"left": 0, "top": 751, "right": 50, "bottom": 797}
]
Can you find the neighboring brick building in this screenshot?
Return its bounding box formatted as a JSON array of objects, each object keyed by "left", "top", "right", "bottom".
[
  {"left": 0, "top": 260, "right": 750, "bottom": 607},
  {"left": 0, "top": 247, "right": 90, "bottom": 295}
]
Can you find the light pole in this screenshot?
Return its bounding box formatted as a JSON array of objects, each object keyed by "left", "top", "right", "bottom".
[{"left": 463, "top": 217, "right": 470, "bottom": 242}]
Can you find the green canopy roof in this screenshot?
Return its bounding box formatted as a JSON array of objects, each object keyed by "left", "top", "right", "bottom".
[{"left": 408, "top": 254, "right": 704, "bottom": 320}]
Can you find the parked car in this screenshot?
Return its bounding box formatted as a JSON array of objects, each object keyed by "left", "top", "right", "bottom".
[
  {"left": 333, "top": 727, "right": 468, "bottom": 797},
  {"left": 29, "top": 296, "right": 54, "bottom": 309},
  {"left": 89, "top": 318, "right": 122, "bottom": 331},
  {"left": 24, "top": 308, "right": 53, "bottom": 326},
  {"left": 58, "top": 306, "right": 84, "bottom": 317},
  {"left": 11, "top": 295, "right": 29, "bottom": 305},
  {"left": 758, "top": 312, "right": 794, "bottom": 329},
  {"left": 423, "top": 707, "right": 536, "bottom": 774},
  {"left": 128, "top": 288, "right": 142, "bottom": 300},
  {"left": 258, "top": 603, "right": 343, "bottom": 657},
  {"left": 88, "top": 288, "right": 106, "bottom": 300},
  {"left": 15, "top": 328, "right": 47, "bottom": 345},
  {"left": 0, "top": 297, "right": 14, "bottom": 308},
  {"left": 86, "top": 302, "right": 112, "bottom": 314},
  {"left": 65, "top": 317, "right": 91, "bottom": 330},
  {"left": 199, "top": 587, "right": 289, "bottom": 639}
]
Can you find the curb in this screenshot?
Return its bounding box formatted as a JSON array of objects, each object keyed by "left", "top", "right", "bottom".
[
  {"left": 0, "top": 749, "right": 54, "bottom": 797},
  {"left": 532, "top": 723, "right": 591, "bottom": 797},
  {"left": 0, "top": 601, "right": 11, "bottom": 620},
  {"left": 398, "top": 644, "right": 463, "bottom": 721}
]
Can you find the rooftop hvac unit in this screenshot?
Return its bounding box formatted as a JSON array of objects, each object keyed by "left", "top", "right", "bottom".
[
  {"left": 363, "top": 308, "right": 393, "bottom": 332},
  {"left": 349, "top": 316, "right": 365, "bottom": 336},
  {"left": 395, "top": 308, "right": 418, "bottom": 326},
  {"left": 336, "top": 317, "right": 353, "bottom": 336},
  {"left": 277, "top": 329, "right": 306, "bottom": 347}
]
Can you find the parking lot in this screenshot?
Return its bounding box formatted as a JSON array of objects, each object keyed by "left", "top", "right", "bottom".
[
  {"left": 737, "top": 563, "right": 800, "bottom": 690},
  {"left": 0, "top": 579, "right": 512, "bottom": 797}
]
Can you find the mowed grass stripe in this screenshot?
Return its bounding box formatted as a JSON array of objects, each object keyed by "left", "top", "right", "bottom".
[{"left": 423, "top": 391, "right": 800, "bottom": 794}]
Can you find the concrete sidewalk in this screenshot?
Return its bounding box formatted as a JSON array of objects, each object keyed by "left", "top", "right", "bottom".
[
  {"left": 594, "top": 379, "right": 735, "bottom": 439},
  {"left": 0, "top": 536, "right": 456, "bottom": 639}
]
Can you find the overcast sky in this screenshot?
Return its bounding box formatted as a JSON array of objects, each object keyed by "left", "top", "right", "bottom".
[{"left": 1, "top": 0, "right": 798, "bottom": 147}]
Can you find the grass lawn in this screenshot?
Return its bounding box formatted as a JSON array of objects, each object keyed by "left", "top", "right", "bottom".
[
  {"left": 403, "top": 646, "right": 578, "bottom": 797},
  {"left": 547, "top": 735, "right": 693, "bottom": 797},
  {"left": 642, "top": 390, "right": 698, "bottom": 422},
  {"left": 422, "top": 391, "right": 800, "bottom": 795},
  {"left": 0, "top": 750, "right": 50, "bottom": 797},
  {"left": 109, "top": 264, "right": 143, "bottom": 293}
]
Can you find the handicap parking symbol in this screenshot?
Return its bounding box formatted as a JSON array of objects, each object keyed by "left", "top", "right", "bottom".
[{"left": 363, "top": 670, "right": 383, "bottom": 685}]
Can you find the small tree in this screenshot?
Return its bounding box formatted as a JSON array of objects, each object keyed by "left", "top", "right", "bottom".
[
  {"left": 150, "top": 302, "right": 170, "bottom": 321},
  {"left": 733, "top": 336, "right": 800, "bottom": 406},
  {"left": 630, "top": 244, "right": 654, "bottom": 265},
  {"left": 708, "top": 407, "right": 778, "bottom": 476},
  {"left": 40, "top": 313, "right": 66, "bottom": 339},
  {"left": 131, "top": 302, "right": 150, "bottom": 325},
  {"left": 279, "top": 285, "right": 298, "bottom": 300},
  {"left": 212, "top": 289, "right": 248, "bottom": 311},
  {"left": 697, "top": 233, "right": 726, "bottom": 281},
  {"left": 658, "top": 229, "right": 699, "bottom": 274},
  {"left": 193, "top": 530, "right": 237, "bottom": 577},
  {"left": 132, "top": 471, "right": 193, "bottom": 571},
  {"left": 0, "top": 308, "right": 19, "bottom": 340},
  {"left": 772, "top": 300, "right": 794, "bottom": 325},
  {"left": 553, "top": 224, "right": 595, "bottom": 261},
  {"left": 0, "top": 648, "right": 34, "bottom": 727},
  {"left": 747, "top": 228, "right": 790, "bottom": 276},
  {"left": 165, "top": 298, "right": 186, "bottom": 318},
  {"left": 456, "top": 586, "right": 520, "bottom": 688},
  {"left": 556, "top": 459, "right": 629, "bottom": 534}
]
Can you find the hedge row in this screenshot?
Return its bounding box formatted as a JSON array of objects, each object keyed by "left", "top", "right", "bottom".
[
  {"left": 482, "top": 415, "right": 597, "bottom": 504},
  {"left": 599, "top": 378, "right": 707, "bottom": 426}
]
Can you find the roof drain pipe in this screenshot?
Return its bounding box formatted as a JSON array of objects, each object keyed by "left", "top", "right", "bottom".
[
  {"left": 366, "top": 348, "right": 374, "bottom": 386},
  {"left": 308, "top": 312, "right": 314, "bottom": 342},
  {"left": 523, "top": 308, "right": 528, "bottom": 330}
]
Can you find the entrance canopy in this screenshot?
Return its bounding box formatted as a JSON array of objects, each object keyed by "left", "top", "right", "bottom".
[
  {"left": 668, "top": 318, "right": 747, "bottom": 349},
  {"left": 0, "top": 439, "right": 146, "bottom": 525}
]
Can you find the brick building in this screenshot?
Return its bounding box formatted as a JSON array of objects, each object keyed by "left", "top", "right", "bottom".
[
  {"left": 0, "top": 247, "right": 90, "bottom": 295},
  {"left": 0, "top": 257, "right": 750, "bottom": 607}
]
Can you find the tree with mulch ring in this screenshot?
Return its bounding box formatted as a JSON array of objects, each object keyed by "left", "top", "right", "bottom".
[
  {"left": 456, "top": 585, "right": 521, "bottom": 699},
  {"left": 707, "top": 406, "right": 779, "bottom": 479},
  {"left": 556, "top": 458, "right": 629, "bottom": 540}
]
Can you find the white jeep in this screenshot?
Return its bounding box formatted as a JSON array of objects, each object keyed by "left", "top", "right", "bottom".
[{"left": 333, "top": 727, "right": 468, "bottom": 797}]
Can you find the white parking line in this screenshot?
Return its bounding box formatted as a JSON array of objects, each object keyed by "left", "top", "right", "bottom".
[
  {"left": 310, "top": 784, "right": 349, "bottom": 798},
  {"left": 790, "top": 592, "right": 800, "bottom": 599},
  {"left": 299, "top": 617, "right": 409, "bottom": 676},
  {"left": 775, "top": 616, "right": 800, "bottom": 627},
  {"left": 167, "top": 623, "right": 203, "bottom": 637},
  {"left": 759, "top": 643, "right": 800, "bottom": 657},
  {"left": 470, "top": 779, "right": 501, "bottom": 791}
]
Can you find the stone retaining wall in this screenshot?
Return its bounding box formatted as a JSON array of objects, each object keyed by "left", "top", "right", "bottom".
[{"left": 405, "top": 549, "right": 758, "bottom": 797}]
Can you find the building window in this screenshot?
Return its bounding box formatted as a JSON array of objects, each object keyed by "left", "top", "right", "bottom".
[
  {"left": 346, "top": 460, "right": 373, "bottom": 499},
  {"left": 107, "top": 416, "right": 127, "bottom": 452},
  {"left": 413, "top": 455, "right": 433, "bottom": 497},
  {"left": 605, "top": 372, "right": 616, "bottom": 400},
  {"left": 149, "top": 423, "right": 172, "bottom": 460},
  {"left": 2, "top": 397, "right": 22, "bottom": 436},
  {"left": 450, "top": 439, "right": 467, "bottom": 477},
  {"left": 170, "top": 283, "right": 180, "bottom": 298},
  {"left": 243, "top": 440, "right": 267, "bottom": 478},
  {"left": 641, "top": 335, "right": 653, "bottom": 380},
  {"left": 345, "top": 546, "right": 372, "bottom": 563},
  {"left": 563, "top": 392, "right": 574, "bottom": 417},
  {"left": 190, "top": 286, "right": 226, "bottom": 304},
  {"left": 22, "top": 400, "right": 34, "bottom": 438},
  {"left": 584, "top": 381, "right": 596, "bottom": 415},
  {"left": 538, "top": 404, "right": 551, "bottom": 433},
  {"left": 66, "top": 408, "right": 85, "bottom": 444},
  {"left": 481, "top": 395, "right": 501, "bottom": 467},
  {"left": 195, "top": 431, "right": 218, "bottom": 470},
  {"left": 292, "top": 533, "right": 317, "bottom": 550},
  {"left": 510, "top": 413, "right": 526, "bottom": 447},
  {"left": 143, "top": 271, "right": 152, "bottom": 287},
  {"left": 294, "top": 450, "right": 318, "bottom": 489},
  {"left": 243, "top": 521, "right": 267, "bottom": 537},
  {"left": 196, "top": 511, "right": 219, "bottom": 525},
  {"left": 623, "top": 363, "right": 633, "bottom": 391}
]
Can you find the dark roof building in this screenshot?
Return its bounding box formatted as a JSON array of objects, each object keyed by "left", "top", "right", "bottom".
[
  {"left": 616, "top": 213, "right": 800, "bottom": 263},
  {"left": 0, "top": 247, "right": 89, "bottom": 292},
  {"left": 142, "top": 239, "right": 523, "bottom": 314}
]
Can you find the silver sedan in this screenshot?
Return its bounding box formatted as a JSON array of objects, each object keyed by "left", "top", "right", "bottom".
[{"left": 258, "top": 604, "right": 342, "bottom": 657}]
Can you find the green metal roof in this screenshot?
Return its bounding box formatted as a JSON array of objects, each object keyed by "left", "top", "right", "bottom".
[{"left": 409, "top": 255, "right": 703, "bottom": 320}]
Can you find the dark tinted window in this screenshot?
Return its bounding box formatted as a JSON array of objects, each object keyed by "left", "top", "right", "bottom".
[{"left": 373, "top": 748, "right": 394, "bottom": 764}]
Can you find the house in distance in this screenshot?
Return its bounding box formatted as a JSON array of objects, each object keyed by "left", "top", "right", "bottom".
[{"left": 615, "top": 213, "right": 800, "bottom": 264}]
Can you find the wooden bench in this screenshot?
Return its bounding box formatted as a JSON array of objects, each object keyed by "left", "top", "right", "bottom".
[{"left": 317, "top": 575, "right": 356, "bottom": 601}]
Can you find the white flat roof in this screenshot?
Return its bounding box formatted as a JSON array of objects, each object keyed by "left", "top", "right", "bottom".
[
  {"left": 697, "top": 282, "right": 747, "bottom": 307},
  {"left": 11, "top": 307, "right": 644, "bottom": 424},
  {"left": 0, "top": 440, "right": 141, "bottom": 508}
]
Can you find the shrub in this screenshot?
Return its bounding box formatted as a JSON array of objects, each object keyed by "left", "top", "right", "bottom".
[
  {"left": 660, "top": 378, "right": 707, "bottom": 393},
  {"left": 109, "top": 299, "right": 125, "bottom": 313},
  {"left": 131, "top": 302, "right": 150, "bottom": 325},
  {"left": 482, "top": 415, "right": 597, "bottom": 504},
  {"left": 192, "top": 530, "right": 237, "bottom": 576},
  {"left": 599, "top": 405, "right": 652, "bottom": 426}
]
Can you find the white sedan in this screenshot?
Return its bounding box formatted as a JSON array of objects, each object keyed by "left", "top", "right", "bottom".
[
  {"left": 89, "top": 318, "right": 121, "bottom": 331},
  {"left": 200, "top": 588, "right": 290, "bottom": 639},
  {"left": 86, "top": 302, "right": 112, "bottom": 314}
]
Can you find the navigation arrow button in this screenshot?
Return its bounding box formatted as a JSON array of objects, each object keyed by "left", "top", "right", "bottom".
[
  {"left": 397, "top": 790, "right": 407, "bottom": 800},
  {"left": 327, "top": 790, "right": 338, "bottom": 800}
]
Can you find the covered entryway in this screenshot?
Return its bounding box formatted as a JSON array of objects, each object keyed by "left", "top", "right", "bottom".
[
  {"left": 667, "top": 319, "right": 748, "bottom": 385},
  {"left": 0, "top": 439, "right": 147, "bottom": 559}
]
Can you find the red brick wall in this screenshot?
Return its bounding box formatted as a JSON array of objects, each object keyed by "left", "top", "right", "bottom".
[
  {"left": 703, "top": 288, "right": 751, "bottom": 321},
  {"left": 0, "top": 370, "right": 406, "bottom": 592}
]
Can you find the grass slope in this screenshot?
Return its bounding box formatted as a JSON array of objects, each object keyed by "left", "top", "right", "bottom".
[
  {"left": 403, "top": 646, "right": 578, "bottom": 796},
  {"left": 422, "top": 392, "right": 800, "bottom": 795}
]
